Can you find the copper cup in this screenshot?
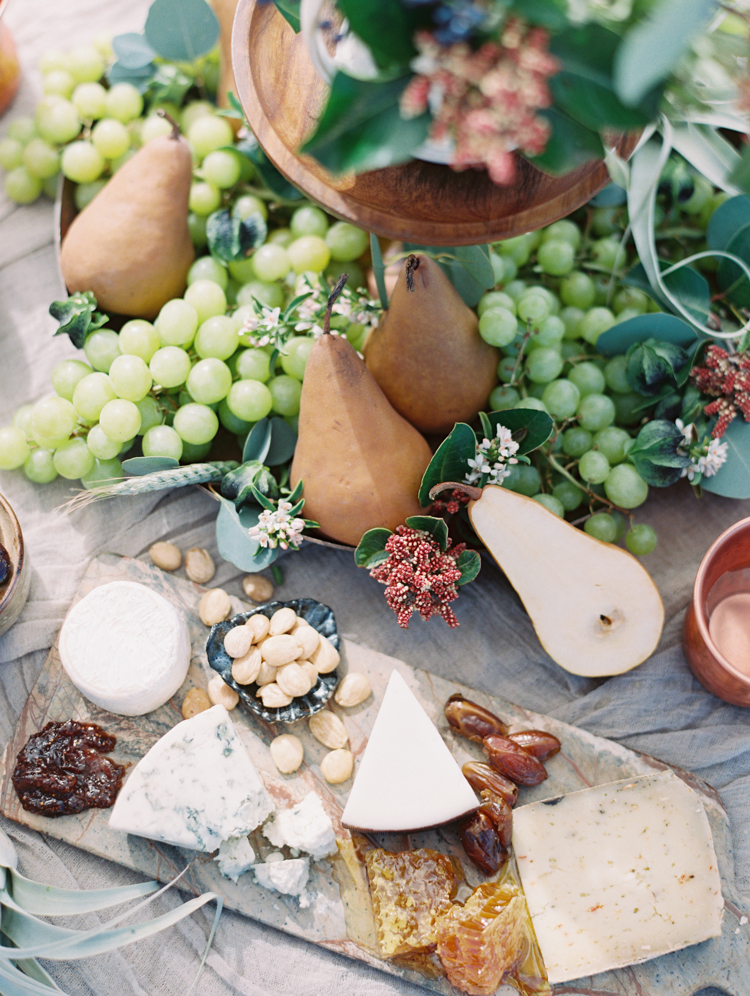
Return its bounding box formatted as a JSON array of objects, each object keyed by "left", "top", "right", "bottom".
[
  {"left": 684, "top": 515, "right": 750, "bottom": 706},
  {"left": 0, "top": 492, "right": 30, "bottom": 637}
]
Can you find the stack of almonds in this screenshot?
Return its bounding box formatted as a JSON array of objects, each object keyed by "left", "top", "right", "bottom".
[{"left": 209, "top": 606, "right": 339, "bottom": 711}]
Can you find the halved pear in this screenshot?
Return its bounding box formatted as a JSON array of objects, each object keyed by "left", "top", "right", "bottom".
[{"left": 464, "top": 484, "right": 664, "bottom": 676}]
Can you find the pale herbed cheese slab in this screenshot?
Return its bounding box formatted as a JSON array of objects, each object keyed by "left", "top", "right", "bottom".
[
  {"left": 59, "top": 580, "right": 191, "bottom": 716},
  {"left": 512, "top": 770, "right": 723, "bottom": 984},
  {"left": 109, "top": 705, "right": 274, "bottom": 851},
  {"left": 341, "top": 670, "right": 478, "bottom": 832}
]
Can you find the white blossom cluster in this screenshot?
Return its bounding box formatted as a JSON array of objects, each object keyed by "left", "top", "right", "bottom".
[
  {"left": 465, "top": 424, "right": 520, "bottom": 486},
  {"left": 676, "top": 419, "right": 729, "bottom": 482},
  {"left": 248, "top": 501, "right": 306, "bottom": 550}
]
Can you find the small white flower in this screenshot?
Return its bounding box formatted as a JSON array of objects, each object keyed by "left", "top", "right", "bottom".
[{"left": 701, "top": 438, "right": 728, "bottom": 477}]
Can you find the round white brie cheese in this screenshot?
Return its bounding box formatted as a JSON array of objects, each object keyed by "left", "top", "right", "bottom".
[{"left": 59, "top": 580, "right": 191, "bottom": 716}]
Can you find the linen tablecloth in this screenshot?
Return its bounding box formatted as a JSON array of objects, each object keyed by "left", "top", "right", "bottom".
[{"left": 0, "top": 3, "right": 748, "bottom": 993}]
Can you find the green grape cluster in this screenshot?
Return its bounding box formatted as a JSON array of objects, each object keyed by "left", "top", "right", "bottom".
[
  {"left": 474, "top": 180, "right": 725, "bottom": 557},
  {"left": 0, "top": 40, "right": 372, "bottom": 490}
]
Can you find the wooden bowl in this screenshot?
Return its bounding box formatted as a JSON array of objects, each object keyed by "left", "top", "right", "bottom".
[
  {"left": 231, "top": 0, "right": 638, "bottom": 245},
  {"left": 0, "top": 493, "right": 31, "bottom": 637},
  {"left": 683, "top": 516, "right": 750, "bottom": 706}
]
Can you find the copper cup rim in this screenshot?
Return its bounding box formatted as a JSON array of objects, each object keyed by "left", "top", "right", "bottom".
[
  {"left": 0, "top": 493, "right": 25, "bottom": 618},
  {"left": 692, "top": 514, "right": 750, "bottom": 682}
]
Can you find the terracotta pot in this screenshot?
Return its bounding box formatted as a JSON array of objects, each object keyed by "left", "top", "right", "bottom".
[{"left": 683, "top": 515, "right": 750, "bottom": 706}]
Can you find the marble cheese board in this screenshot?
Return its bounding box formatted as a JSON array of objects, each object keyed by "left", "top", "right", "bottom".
[{"left": 0, "top": 553, "right": 747, "bottom": 996}]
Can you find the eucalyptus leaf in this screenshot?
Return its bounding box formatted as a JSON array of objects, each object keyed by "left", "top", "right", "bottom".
[
  {"left": 144, "top": 0, "right": 219, "bottom": 62},
  {"left": 626, "top": 419, "right": 691, "bottom": 486},
  {"left": 596, "top": 312, "right": 698, "bottom": 355},
  {"left": 206, "top": 209, "right": 267, "bottom": 263},
  {"left": 707, "top": 195, "right": 750, "bottom": 252},
  {"left": 106, "top": 60, "right": 155, "bottom": 90},
  {"left": 370, "top": 233, "right": 389, "bottom": 310},
  {"left": 456, "top": 548, "right": 481, "bottom": 585},
  {"left": 265, "top": 417, "right": 297, "bottom": 465},
  {"left": 613, "top": 0, "right": 715, "bottom": 106},
  {"left": 121, "top": 456, "right": 180, "bottom": 476},
  {"left": 112, "top": 32, "right": 157, "bottom": 69},
  {"left": 50, "top": 292, "right": 108, "bottom": 349},
  {"left": 404, "top": 515, "right": 449, "bottom": 550},
  {"left": 243, "top": 418, "right": 272, "bottom": 464},
  {"left": 354, "top": 528, "right": 392, "bottom": 568},
  {"left": 215, "top": 496, "right": 278, "bottom": 570},
  {"left": 485, "top": 409, "right": 554, "bottom": 455},
  {"left": 150, "top": 63, "right": 194, "bottom": 107},
  {"left": 418, "top": 423, "right": 477, "bottom": 506},
  {"left": 403, "top": 244, "right": 495, "bottom": 308},
  {"left": 700, "top": 419, "right": 750, "bottom": 499}
]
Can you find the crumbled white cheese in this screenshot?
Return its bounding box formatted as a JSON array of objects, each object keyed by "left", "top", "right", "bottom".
[
  {"left": 216, "top": 836, "right": 256, "bottom": 883},
  {"left": 262, "top": 791, "right": 337, "bottom": 860},
  {"left": 253, "top": 856, "right": 310, "bottom": 897}
]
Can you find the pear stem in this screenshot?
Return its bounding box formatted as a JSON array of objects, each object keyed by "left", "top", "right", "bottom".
[
  {"left": 156, "top": 108, "right": 181, "bottom": 141},
  {"left": 429, "top": 481, "right": 481, "bottom": 502},
  {"left": 322, "top": 273, "right": 349, "bottom": 334}
]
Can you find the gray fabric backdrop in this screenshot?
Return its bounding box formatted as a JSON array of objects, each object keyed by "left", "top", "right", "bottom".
[{"left": 0, "top": 3, "right": 748, "bottom": 993}]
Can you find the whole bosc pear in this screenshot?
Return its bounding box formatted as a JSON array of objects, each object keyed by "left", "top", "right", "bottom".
[
  {"left": 431, "top": 482, "right": 664, "bottom": 676},
  {"left": 364, "top": 255, "right": 499, "bottom": 435},
  {"left": 60, "top": 115, "right": 195, "bottom": 320},
  {"left": 291, "top": 279, "right": 433, "bottom": 547}
]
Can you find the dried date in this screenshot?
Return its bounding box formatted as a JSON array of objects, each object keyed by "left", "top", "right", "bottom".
[
  {"left": 482, "top": 734, "right": 548, "bottom": 786},
  {"left": 478, "top": 790, "right": 513, "bottom": 850},
  {"left": 461, "top": 761, "right": 519, "bottom": 808},
  {"left": 444, "top": 694, "right": 508, "bottom": 743},
  {"left": 460, "top": 810, "right": 506, "bottom": 876},
  {"left": 507, "top": 730, "right": 561, "bottom": 762}
]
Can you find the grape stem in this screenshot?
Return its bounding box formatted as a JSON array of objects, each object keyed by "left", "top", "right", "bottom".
[
  {"left": 322, "top": 274, "right": 349, "bottom": 334},
  {"left": 509, "top": 328, "right": 533, "bottom": 387}
]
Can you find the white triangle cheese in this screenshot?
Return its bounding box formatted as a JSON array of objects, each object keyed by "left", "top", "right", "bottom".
[
  {"left": 341, "top": 670, "right": 478, "bottom": 832},
  {"left": 109, "top": 705, "right": 274, "bottom": 851}
]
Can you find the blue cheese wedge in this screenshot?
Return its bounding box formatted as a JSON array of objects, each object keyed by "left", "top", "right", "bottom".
[
  {"left": 216, "top": 836, "right": 256, "bottom": 883},
  {"left": 59, "top": 580, "right": 191, "bottom": 716},
  {"left": 512, "top": 770, "right": 723, "bottom": 984},
  {"left": 109, "top": 704, "right": 274, "bottom": 851},
  {"left": 341, "top": 670, "right": 478, "bottom": 832}
]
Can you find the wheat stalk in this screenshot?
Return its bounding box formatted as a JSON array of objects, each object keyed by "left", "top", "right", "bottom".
[{"left": 59, "top": 461, "right": 239, "bottom": 513}]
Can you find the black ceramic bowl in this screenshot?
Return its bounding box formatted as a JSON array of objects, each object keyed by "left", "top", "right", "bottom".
[{"left": 206, "top": 598, "right": 339, "bottom": 723}]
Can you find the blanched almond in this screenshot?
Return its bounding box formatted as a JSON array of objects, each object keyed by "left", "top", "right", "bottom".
[
  {"left": 334, "top": 672, "right": 371, "bottom": 708},
  {"left": 299, "top": 660, "right": 318, "bottom": 687},
  {"left": 293, "top": 624, "right": 320, "bottom": 659},
  {"left": 269, "top": 607, "right": 297, "bottom": 635},
  {"left": 321, "top": 748, "right": 354, "bottom": 784},
  {"left": 185, "top": 547, "right": 215, "bottom": 584},
  {"left": 260, "top": 633, "right": 302, "bottom": 667},
  {"left": 199, "top": 588, "right": 232, "bottom": 627},
  {"left": 270, "top": 734, "right": 304, "bottom": 773},
  {"left": 242, "top": 573, "right": 274, "bottom": 603},
  {"left": 258, "top": 682, "right": 293, "bottom": 708},
  {"left": 256, "top": 660, "right": 277, "bottom": 686},
  {"left": 309, "top": 710, "right": 348, "bottom": 749},
  {"left": 224, "top": 625, "right": 253, "bottom": 659},
  {"left": 207, "top": 673, "right": 239, "bottom": 710},
  {"left": 232, "top": 646, "right": 262, "bottom": 685},
  {"left": 276, "top": 662, "right": 314, "bottom": 697},
  {"left": 310, "top": 635, "right": 340, "bottom": 674},
  {"left": 245, "top": 613, "right": 271, "bottom": 642}
]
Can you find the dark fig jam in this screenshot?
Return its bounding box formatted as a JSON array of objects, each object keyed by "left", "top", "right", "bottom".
[{"left": 12, "top": 720, "right": 125, "bottom": 817}]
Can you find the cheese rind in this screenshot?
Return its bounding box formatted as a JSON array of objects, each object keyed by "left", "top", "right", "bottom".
[
  {"left": 109, "top": 704, "right": 274, "bottom": 851},
  {"left": 59, "top": 580, "right": 191, "bottom": 716},
  {"left": 512, "top": 770, "right": 724, "bottom": 984},
  {"left": 341, "top": 670, "right": 478, "bottom": 832}
]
